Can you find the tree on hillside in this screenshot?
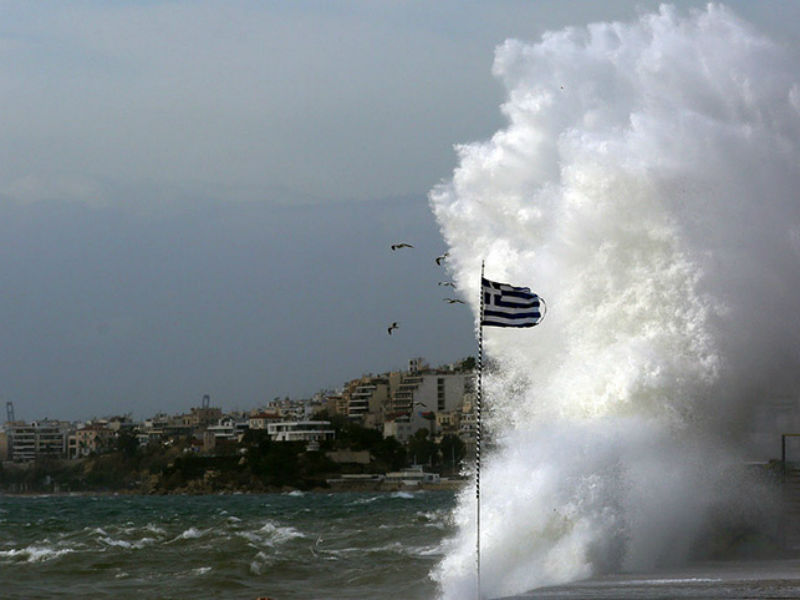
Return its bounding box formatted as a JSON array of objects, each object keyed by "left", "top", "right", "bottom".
[
  {"left": 459, "top": 356, "right": 476, "bottom": 371},
  {"left": 438, "top": 434, "right": 466, "bottom": 475},
  {"left": 370, "top": 435, "right": 407, "bottom": 471},
  {"left": 114, "top": 429, "right": 140, "bottom": 459},
  {"left": 408, "top": 429, "right": 438, "bottom": 466}
]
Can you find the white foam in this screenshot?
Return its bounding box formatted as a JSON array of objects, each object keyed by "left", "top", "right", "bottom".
[
  {"left": 0, "top": 544, "right": 74, "bottom": 563},
  {"left": 351, "top": 496, "right": 379, "bottom": 505},
  {"left": 238, "top": 521, "right": 305, "bottom": 547},
  {"left": 168, "top": 526, "right": 207, "bottom": 542},
  {"left": 145, "top": 523, "right": 167, "bottom": 535},
  {"left": 390, "top": 491, "right": 415, "bottom": 499},
  {"left": 431, "top": 5, "right": 800, "bottom": 599}
]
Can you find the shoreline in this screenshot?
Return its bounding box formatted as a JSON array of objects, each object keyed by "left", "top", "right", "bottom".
[{"left": 0, "top": 479, "right": 468, "bottom": 498}]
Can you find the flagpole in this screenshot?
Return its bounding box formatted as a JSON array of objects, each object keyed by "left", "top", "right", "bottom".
[
  {"left": 474, "top": 267, "right": 544, "bottom": 600},
  {"left": 476, "top": 259, "right": 484, "bottom": 600}
]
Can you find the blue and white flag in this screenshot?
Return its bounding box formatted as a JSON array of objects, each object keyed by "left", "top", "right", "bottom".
[{"left": 481, "top": 277, "right": 544, "bottom": 328}]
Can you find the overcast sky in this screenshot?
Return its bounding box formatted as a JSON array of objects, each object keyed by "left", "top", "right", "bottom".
[{"left": 2, "top": 1, "right": 798, "bottom": 421}]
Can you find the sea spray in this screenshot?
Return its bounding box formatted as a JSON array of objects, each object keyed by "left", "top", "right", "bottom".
[{"left": 431, "top": 5, "right": 800, "bottom": 598}]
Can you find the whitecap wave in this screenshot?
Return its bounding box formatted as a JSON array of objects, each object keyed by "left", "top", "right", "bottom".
[
  {"left": 0, "top": 544, "right": 74, "bottom": 563},
  {"left": 390, "top": 491, "right": 415, "bottom": 499}
]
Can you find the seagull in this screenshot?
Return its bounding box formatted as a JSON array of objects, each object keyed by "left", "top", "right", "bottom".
[
  {"left": 435, "top": 252, "right": 449, "bottom": 265},
  {"left": 438, "top": 281, "right": 455, "bottom": 287},
  {"left": 391, "top": 243, "right": 414, "bottom": 250},
  {"left": 387, "top": 322, "right": 399, "bottom": 335},
  {"left": 443, "top": 298, "right": 465, "bottom": 304}
]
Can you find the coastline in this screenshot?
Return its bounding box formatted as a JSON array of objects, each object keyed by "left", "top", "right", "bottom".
[{"left": 0, "top": 478, "right": 468, "bottom": 497}]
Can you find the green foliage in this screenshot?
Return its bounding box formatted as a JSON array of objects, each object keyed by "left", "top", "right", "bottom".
[
  {"left": 114, "top": 429, "right": 141, "bottom": 459},
  {"left": 370, "top": 435, "right": 407, "bottom": 471},
  {"left": 245, "top": 438, "right": 305, "bottom": 487},
  {"left": 241, "top": 428, "right": 271, "bottom": 446},
  {"left": 336, "top": 421, "right": 382, "bottom": 451},
  {"left": 438, "top": 434, "right": 467, "bottom": 475},
  {"left": 408, "top": 429, "right": 438, "bottom": 466},
  {"left": 459, "top": 356, "right": 476, "bottom": 371}
]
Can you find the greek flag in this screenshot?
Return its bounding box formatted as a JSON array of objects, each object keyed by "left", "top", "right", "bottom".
[{"left": 481, "top": 277, "right": 543, "bottom": 328}]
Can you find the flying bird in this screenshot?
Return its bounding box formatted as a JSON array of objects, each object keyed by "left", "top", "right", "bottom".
[
  {"left": 387, "top": 322, "right": 399, "bottom": 335},
  {"left": 391, "top": 243, "right": 414, "bottom": 250},
  {"left": 443, "top": 298, "right": 465, "bottom": 304},
  {"left": 435, "top": 252, "right": 449, "bottom": 265},
  {"left": 438, "top": 281, "right": 455, "bottom": 287}
]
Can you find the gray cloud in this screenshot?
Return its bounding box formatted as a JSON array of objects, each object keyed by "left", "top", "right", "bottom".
[{"left": 1, "top": 1, "right": 799, "bottom": 421}]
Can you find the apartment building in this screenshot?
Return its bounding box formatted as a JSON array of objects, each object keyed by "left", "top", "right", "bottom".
[
  {"left": 206, "top": 416, "right": 249, "bottom": 440},
  {"left": 344, "top": 372, "right": 401, "bottom": 429},
  {"left": 383, "top": 368, "right": 475, "bottom": 443},
  {"left": 323, "top": 394, "right": 349, "bottom": 417},
  {"left": 267, "top": 420, "right": 335, "bottom": 444},
  {"left": 248, "top": 410, "right": 281, "bottom": 430},
  {"left": 68, "top": 423, "right": 115, "bottom": 458},
  {"left": 4, "top": 420, "right": 71, "bottom": 462},
  {"left": 182, "top": 406, "right": 223, "bottom": 429}
]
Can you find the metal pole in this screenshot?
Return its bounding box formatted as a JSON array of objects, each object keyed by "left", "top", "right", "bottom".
[{"left": 476, "top": 260, "right": 484, "bottom": 600}]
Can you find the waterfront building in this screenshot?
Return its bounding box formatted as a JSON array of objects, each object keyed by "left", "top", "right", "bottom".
[
  {"left": 139, "top": 413, "right": 170, "bottom": 445},
  {"left": 266, "top": 420, "right": 335, "bottom": 444},
  {"left": 265, "top": 397, "right": 312, "bottom": 421},
  {"left": 104, "top": 415, "right": 137, "bottom": 432},
  {"left": 68, "top": 423, "right": 114, "bottom": 458},
  {"left": 332, "top": 394, "right": 349, "bottom": 417},
  {"left": 384, "top": 465, "right": 441, "bottom": 485},
  {"left": 344, "top": 372, "right": 401, "bottom": 430},
  {"left": 383, "top": 419, "right": 414, "bottom": 443},
  {"left": 205, "top": 416, "right": 237, "bottom": 440},
  {"left": 459, "top": 392, "right": 477, "bottom": 458},
  {"left": 435, "top": 409, "right": 461, "bottom": 437},
  {"left": 4, "top": 420, "right": 71, "bottom": 462},
  {"left": 0, "top": 430, "right": 8, "bottom": 461},
  {"left": 383, "top": 365, "right": 475, "bottom": 444},
  {"left": 248, "top": 410, "right": 281, "bottom": 430},
  {"left": 206, "top": 416, "right": 249, "bottom": 441},
  {"left": 182, "top": 405, "right": 223, "bottom": 429}
]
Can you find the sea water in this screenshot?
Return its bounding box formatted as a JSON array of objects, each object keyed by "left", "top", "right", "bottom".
[
  {"left": 4, "top": 492, "right": 800, "bottom": 600},
  {"left": 0, "top": 491, "right": 455, "bottom": 599}
]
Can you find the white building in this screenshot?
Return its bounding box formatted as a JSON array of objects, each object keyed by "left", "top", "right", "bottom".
[
  {"left": 4, "top": 420, "right": 71, "bottom": 462},
  {"left": 206, "top": 416, "right": 248, "bottom": 441},
  {"left": 384, "top": 465, "right": 440, "bottom": 485},
  {"left": 267, "top": 420, "right": 335, "bottom": 444}
]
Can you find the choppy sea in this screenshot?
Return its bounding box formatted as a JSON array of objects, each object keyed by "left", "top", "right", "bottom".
[
  {"left": 7, "top": 490, "right": 800, "bottom": 600},
  {"left": 0, "top": 490, "right": 456, "bottom": 600}
]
